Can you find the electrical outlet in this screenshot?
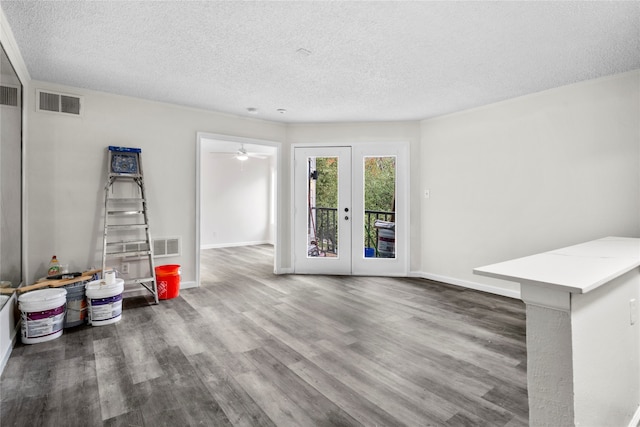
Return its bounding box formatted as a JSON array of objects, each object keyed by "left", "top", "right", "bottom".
[
  {"left": 121, "top": 263, "right": 129, "bottom": 274},
  {"left": 630, "top": 299, "right": 637, "bottom": 325}
]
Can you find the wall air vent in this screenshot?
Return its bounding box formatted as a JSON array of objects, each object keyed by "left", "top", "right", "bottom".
[
  {"left": 153, "top": 237, "right": 181, "bottom": 258},
  {"left": 0, "top": 85, "right": 18, "bottom": 107},
  {"left": 36, "top": 89, "right": 82, "bottom": 116}
]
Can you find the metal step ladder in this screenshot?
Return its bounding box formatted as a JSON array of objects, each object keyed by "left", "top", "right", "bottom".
[{"left": 102, "top": 146, "right": 159, "bottom": 304}]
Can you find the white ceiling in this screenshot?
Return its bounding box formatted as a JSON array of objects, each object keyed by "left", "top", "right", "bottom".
[{"left": 2, "top": 1, "right": 639, "bottom": 124}]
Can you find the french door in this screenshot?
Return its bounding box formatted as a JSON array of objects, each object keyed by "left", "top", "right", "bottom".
[
  {"left": 294, "top": 143, "right": 408, "bottom": 276},
  {"left": 294, "top": 147, "right": 352, "bottom": 274}
]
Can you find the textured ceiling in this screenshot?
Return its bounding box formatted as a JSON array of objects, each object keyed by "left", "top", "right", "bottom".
[{"left": 2, "top": 1, "right": 639, "bottom": 124}]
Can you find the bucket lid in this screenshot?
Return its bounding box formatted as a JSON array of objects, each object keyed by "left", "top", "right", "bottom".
[
  {"left": 19, "top": 288, "right": 67, "bottom": 303},
  {"left": 85, "top": 278, "right": 124, "bottom": 292}
]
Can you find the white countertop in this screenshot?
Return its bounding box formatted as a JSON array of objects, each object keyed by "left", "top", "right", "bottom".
[{"left": 474, "top": 237, "right": 640, "bottom": 294}]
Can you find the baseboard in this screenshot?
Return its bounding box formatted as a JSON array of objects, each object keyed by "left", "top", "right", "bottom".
[
  {"left": 409, "top": 271, "right": 521, "bottom": 299},
  {"left": 275, "top": 267, "right": 294, "bottom": 275},
  {"left": 628, "top": 405, "right": 640, "bottom": 427},
  {"left": 180, "top": 281, "right": 197, "bottom": 290},
  {"left": 201, "top": 241, "right": 272, "bottom": 250}
]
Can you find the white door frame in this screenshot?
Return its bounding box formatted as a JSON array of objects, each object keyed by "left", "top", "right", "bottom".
[
  {"left": 291, "top": 141, "right": 409, "bottom": 276},
  {"left": 195, "top": 132, "right": 282, "bottom": 287}
]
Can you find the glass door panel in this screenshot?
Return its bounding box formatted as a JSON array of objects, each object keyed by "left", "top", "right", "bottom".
[
  {"left": 307, "top": 156, "right": 339, "bottom": 258},
  {"left": 363, "top": 156, "right": 396, "bottom": 259}
]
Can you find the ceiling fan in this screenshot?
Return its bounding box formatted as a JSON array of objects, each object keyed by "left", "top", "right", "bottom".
[{"left": 210, "top": 144, "right": 269, "bottom": 161}]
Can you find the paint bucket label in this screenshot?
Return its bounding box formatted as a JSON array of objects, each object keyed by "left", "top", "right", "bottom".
[
  {"left": 378, "top": 235, "right": 394, "bottom": 251},
  {"left": 22, "top": 305, "right": 65, "bottom": 338},
  {"left": 88, "top": 294, "right": 122, "bottom": 321}
]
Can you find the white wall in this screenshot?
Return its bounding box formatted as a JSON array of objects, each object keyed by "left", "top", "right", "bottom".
[
  {"left": 421, "top": 70, "right": 640, "bottom": 297},
  {"left": 25, "top": 81, "right": 286, "bottom": 284},
  {"left": 201, "top": 154, "right": 274, "bottom": 248},
  {"left": 571, "top": 268, "right": 640, "bottom": 426}
]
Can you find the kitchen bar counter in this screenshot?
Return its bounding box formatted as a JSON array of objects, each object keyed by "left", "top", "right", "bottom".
[{"left": 475, "top": 237, "right": 640, "bottom": 427}]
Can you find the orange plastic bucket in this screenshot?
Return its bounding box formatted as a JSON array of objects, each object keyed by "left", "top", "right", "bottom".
[{"left": 155, "top": 265, "right": 180, "bottom": 300}]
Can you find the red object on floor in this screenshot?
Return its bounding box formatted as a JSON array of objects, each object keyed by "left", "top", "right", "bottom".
[{"left": 155, "top": 264, "right": 180, "bottom": 300}]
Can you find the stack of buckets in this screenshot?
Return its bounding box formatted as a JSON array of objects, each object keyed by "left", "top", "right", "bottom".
[
  {"left": 374, "top": 220, "right": 396, "bottom": 258},
  {"left": 18, "top": 270, "right": 125, "bottom": 345}
]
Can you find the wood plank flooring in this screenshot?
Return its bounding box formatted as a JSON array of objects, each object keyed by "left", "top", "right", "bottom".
[{"left": 1, "top": 245, "right": 528, "bottom": 426}]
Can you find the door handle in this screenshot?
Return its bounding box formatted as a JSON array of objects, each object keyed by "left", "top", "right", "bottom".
[{"left": 344, "top": 207, "right": 349, "bottom": 212}]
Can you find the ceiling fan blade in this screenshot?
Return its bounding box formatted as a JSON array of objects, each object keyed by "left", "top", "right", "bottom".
[{"left": 208, "top": 147, "right": 271, "bottom": 160}]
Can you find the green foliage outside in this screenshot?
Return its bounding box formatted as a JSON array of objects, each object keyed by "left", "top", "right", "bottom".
[
  {"left": 364, "top": 157, "right": 396, "bottom": 212},
  {"left": 313, "top": 156, "right": 396, "bottom": 211},
  {"left": 315, "top": 157, "right": 338, "bottom": 208}
]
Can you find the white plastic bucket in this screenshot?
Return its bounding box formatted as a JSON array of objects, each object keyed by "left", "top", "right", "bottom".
[
  {"left": 85, "top": 278, "right": 124, "bottom": 326},
  {"left": 0, "top": 295, "right": 9, "bottom": 310},
  {"left": 19, "top": 288, "right": 67, "bottom": 344},
  {"left": 377, "top": 228, "right": 396, "bottom": 258}
]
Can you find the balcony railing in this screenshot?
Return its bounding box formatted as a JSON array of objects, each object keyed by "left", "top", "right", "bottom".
[
  {"left": 310, "top": 207, "right": 338, "bottom": 255},
  {"left": 364, "top": 209, "right": 395, "bottom": 253},
  {"left": 309, "top": 207, "right": 394, "bottom": 256}
]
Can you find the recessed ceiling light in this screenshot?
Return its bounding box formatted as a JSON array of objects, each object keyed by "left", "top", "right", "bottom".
[
  {"left": 277, "top": 109, "right": 287, "bottom": 114},
  {"left": 247, "top": 107, "right": 258, "bottom": 114}
]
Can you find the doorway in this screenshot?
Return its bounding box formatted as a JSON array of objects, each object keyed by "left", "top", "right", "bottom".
[
  {"left": 293, "top": 142, "right": 408, "bottom": 276},
  {"left": 196, "top": 133, "right": 281, "bottom": 287}
]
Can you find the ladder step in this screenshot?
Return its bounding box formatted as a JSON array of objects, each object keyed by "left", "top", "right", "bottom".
[
  {"left": 109, "top": 173, "right": 142, "bottom": 181},
  {"left": 125, "top": 277, "right": 155, "bottom": 286},
  {"left": 106, "top": 240, "right": 148, "bottom": 246},
  {"left": 107, "top": 210, "right": 144, "bottom": 216},
  {"left": 106, "top": 224, "right": 148, "bottom": 230},
  {"left": 106, "top": 250, "right": 151, "bottom": 257},
  {"left": 109, "top": 173, "right": 143, "bottom": 179},
  {"left": 107, "top": 198, "right": 144, "bottom": 202}
]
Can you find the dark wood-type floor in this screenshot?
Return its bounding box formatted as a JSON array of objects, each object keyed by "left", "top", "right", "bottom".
[{"left": 1, "top": 245, "right": 528, "bottom": 426}]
